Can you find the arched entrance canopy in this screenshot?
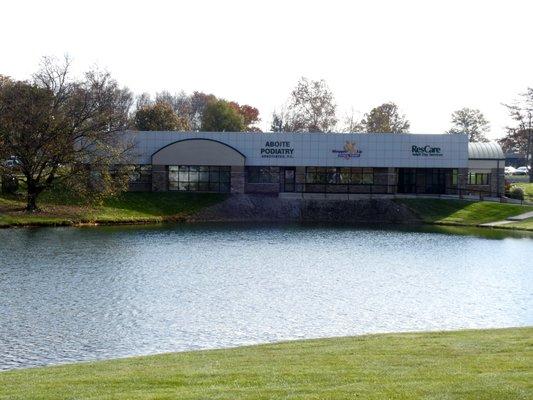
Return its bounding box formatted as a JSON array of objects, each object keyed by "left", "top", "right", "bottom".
[{"left": 151, "top": 138, "right": 246, "bottom": 165}]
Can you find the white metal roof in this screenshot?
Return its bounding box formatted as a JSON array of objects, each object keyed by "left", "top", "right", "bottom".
[{"left": 468, "top": 142, "right": 504, "bottom": 160}]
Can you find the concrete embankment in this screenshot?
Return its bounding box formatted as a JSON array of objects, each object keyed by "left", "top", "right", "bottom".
[{"left": 188, "top": 194, "right": 420, "bottom": 224}]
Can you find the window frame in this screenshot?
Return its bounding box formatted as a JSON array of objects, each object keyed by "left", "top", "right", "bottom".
[{"left": 169, "top": 165, "right": 231, "bottom": 192}]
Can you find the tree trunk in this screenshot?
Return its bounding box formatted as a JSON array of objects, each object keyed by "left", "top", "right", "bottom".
[{"left": 26, "top": 182, "right": 41, "bottom": 212}]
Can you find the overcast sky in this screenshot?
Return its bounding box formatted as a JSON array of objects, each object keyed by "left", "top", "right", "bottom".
[{"left": 1, "top": 0, "right": 532, "bottom": 138}]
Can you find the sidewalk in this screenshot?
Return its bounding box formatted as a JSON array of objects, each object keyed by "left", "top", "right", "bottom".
[{"left": 479, "top": 210, "right": 533, "bottom": 227}]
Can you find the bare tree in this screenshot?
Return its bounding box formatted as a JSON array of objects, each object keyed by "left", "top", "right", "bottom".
[
  {"left": 500, "top": 88, "right": 533, "bottom": 183},
  {"left": 0, "top": 56, "right": 133, "bottom": 211},
  {"left": 273, "top": 77, "right": 338, "bottom": 132},
  {"left": 342, "top": 108, "right": 365, "bottom": 133}
]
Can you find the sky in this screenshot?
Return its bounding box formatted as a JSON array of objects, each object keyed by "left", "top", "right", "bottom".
[{"left": 1, "top": 0, "right": 532, "bottom": 139}]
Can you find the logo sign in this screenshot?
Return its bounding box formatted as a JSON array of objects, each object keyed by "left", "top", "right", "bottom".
[
  {"left": 260, "top": 141, "right": 294, "bottom": 158},
  {"left": 411, "top": 145, "right": 443, "bottom": 157},
  {"left": 332, "top": 141, "right": 362, "bottom": 159}
]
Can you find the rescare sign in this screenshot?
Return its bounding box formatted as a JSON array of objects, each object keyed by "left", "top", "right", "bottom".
[{"left": 411, "top": 145, "right": 443, "bottom": 157}]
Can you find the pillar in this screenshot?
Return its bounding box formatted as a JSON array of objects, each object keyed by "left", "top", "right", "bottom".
[
  {"left": 151, "top": 165, "right": 168, "bottom": 192},
  {"left": 231, "top": 165, "right": 245, "bottom": 193}
]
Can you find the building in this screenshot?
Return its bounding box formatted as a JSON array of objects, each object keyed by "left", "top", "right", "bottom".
[
  {"left": 123, "top": 131, "right": 505, "bottom": 198},
  {"left": 505, "top": 152, "right": 527, "bottom": 168}
]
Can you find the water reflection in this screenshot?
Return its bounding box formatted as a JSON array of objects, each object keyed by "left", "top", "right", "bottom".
[{"left": 0, "top": 223, "right": 531, "bottom": 370}]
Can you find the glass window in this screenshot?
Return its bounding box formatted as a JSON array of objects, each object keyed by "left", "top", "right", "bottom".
[
  {"left": 246, "top": 167, "right": 279, "bottom": 184},
  {"left": 168, "top": 165, "right": 231, "bottom": 193},
  {"left": 304, "top": 167, "right": 374, "bottom": 191},
  {"left": 468, "top": 173, "right": 490, "bottom": 185},
  {"left": 126, "top": 165, "right": 152, "bottom": 184}
]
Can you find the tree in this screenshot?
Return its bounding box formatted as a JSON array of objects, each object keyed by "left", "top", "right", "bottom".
[
  {"left": 229, "top": 102, "right": 260, "bottom": 131},
  {"left": 0, "top": 57, "right": 133, "bottom": 211},
  {"left": 447, "top": 108, "right": 490, "bottom": 142},
  {"left": 144, "top": 91, "right": 260, "bottom": 131},
  {"left": 273, "top": 77, "right": 337, "bottom": 132},
  {"left": 500, "top": 88, "right": 533, "bottom": 183},
  {"left": 342, "top": 108, "right": 365, "bottom": 133},
  {"left": 134, "top": 101, "right": 189, "bottom": 131},
  {"left": 201, "top": 99, "right": 244, "bottom": 132},
  {"left": 361, "top": 102, "right": 410, "bottom": 133},
  {"left": 135, "top": 92, "right": 152, "bottom": 109},
  {"left": 271, "top": 109, "right": 289, "bottom": 132}
]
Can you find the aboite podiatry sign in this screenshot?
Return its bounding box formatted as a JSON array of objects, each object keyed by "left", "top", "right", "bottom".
[{"left": 260, "top": 141, "right": 294, "bottom": 158}]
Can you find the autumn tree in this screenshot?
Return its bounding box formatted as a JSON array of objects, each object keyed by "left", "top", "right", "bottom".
[
  {"left": 361, "top": 102, "right": 410, "bottom": 133},
  {"left": 134, "top": 101, "right": 189, "bottom": 131},
  {"left": 447, "top": 108, "right": 490, "bottom": 142},
  {"left": 229, "top": 102, "right": 260, "bottom": 131},
  {"left": 272, "top": 77, "right": 337, "bottom": 132},
  {"left": 201, "top": 99, "right": 244, "bottom": 132},
  {"left": 140, "top": 91, "right": 260, "bottom": 131},
  {"left": 499, "top": 88, "right": 533, "bottom": 182},
  {"left": 0, "top": 57, "right": 132, "bottom": 211}
]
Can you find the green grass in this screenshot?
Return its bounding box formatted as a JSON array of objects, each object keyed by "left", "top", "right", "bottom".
[
  {"left": 0, "top": 191, "right": 226, "bottom": 227},
  {"left": 397, "top": 198, "right": 533, "bottom": 227},
  {"left": 0, "top": 328, "right": 530, "bottom": 400}
]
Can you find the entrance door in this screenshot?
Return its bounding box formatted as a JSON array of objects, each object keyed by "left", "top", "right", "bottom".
[
  {"left": 424, "top": 169, "right": 446, "bottom": 194},
  {"left": 397, "top": 169, "right": 416, "bottom": 193},
  {"left": 398, "top": 168, "right": 447, "bottom": 194},
  {"left": 283, "top": 168, "right": 295, "bottom": 192}
]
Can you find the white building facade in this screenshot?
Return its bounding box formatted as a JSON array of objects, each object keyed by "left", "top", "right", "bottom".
[{"left": 123, "top": 131, "right": 505, "bottom": 197}]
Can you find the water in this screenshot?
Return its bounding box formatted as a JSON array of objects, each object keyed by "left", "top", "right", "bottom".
[{"left": 0, "top": 223, "right": 532, "bottom": 370}]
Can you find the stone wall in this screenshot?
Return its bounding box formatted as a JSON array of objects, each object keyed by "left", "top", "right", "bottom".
[
  {"left": 492, "top": 167, "right": 505, "bottom": 197},
  {"left": 188, "top": 194, "right": 421, "bottom": 223},
  {"left": 245, "top": 183, "right": 280, "bottom": 194}
]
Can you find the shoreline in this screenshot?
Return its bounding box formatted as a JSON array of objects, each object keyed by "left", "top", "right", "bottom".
[
  {"left": 2, "top": 193, "right": 533, "bottom": 232},
  {"left": 1, "top": 327, "right": 530, "bottom": 399},
  {"left": 0, "top": 326, "right": 529, "bottom": 373},
  {"left": 1, "top": 214, "right": 533, "bottom": 233}
]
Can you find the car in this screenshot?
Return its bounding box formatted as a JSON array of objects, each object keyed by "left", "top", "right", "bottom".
[
  {"left": 2, "top": 156, "right": 21, "bottom": 169},
  {"left": 515, "top": 166, "right": 530, "bottom": 175},
  {"left": 505, "top": 166, "right": 517, "bottom": 175}
]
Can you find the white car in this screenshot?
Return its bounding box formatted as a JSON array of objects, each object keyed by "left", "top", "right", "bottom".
[
  {"left": 515, "top": 166, "right": 530, "bottom": 175},
  {"left": 505, "top": 166, "right": 517, "bottom": 175}
]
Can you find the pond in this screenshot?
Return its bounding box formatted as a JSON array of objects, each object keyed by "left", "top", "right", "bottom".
[{"left": 0, "top": 223, "right": 532, "bottom": 370}]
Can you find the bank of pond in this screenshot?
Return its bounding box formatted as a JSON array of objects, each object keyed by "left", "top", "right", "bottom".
[
  {"left": 1, "top": 191, "right": 533, "bottom": 231},
  {"left": 0, "top": 328, "right": 530, "bottom": 400}
]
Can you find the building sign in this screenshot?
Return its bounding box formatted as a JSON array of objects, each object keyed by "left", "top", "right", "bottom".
[
  {"left": 332, "top": 141, "right": 362, "bottom": 159},
  {"left": 260, "top": 141, "right": 294, "bottom": 158},
  {"left": 411, "top": 145, "right": 443, "bottom": 157}
]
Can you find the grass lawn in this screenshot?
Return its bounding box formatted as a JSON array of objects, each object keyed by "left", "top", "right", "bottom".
[
  {"left": 0, "top": 328, "right": 531, "bottom": 400},
  {"left": 397, "top": 198, "right": 533, "bottom": 227},
  {"left": 0, "top": 191, "right": 226, "bottom": 227}
]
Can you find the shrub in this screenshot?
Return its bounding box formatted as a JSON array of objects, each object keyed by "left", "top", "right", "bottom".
[
  {"left": 508, "top": 186, "right": 524, "bottom": 200},
  {"left": 1, "top": 174, "right": 19, "bottom": 194}
]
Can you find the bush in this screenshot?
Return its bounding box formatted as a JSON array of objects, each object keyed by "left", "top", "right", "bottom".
[
  {"left": 508, "top": 186, "right": 524, "bottom": 200},
  {"left": 1, "top": 174, "right": 19, "bottom": 194}
]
